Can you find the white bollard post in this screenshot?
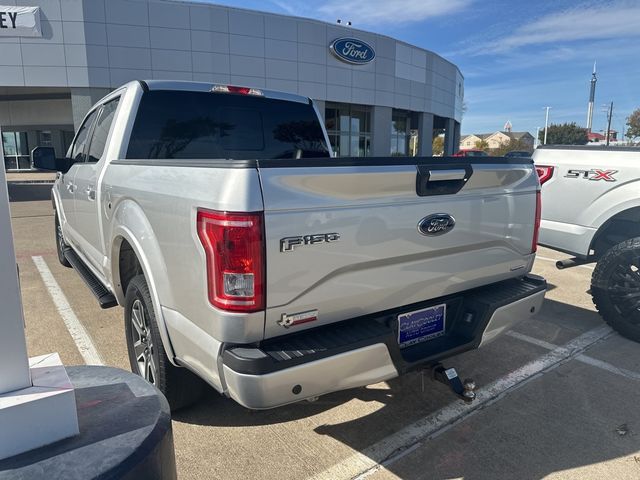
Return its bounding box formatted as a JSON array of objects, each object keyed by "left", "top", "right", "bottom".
[
  {"left": 0, "top": 131, "right": 79, "bottom": 461},
  {"left": 0, "top": 152, "right": 31, "bottom": 393}
]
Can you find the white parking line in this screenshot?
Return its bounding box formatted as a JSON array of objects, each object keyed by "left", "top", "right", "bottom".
[
  {"left": 506, "top": 330, "right": 559, "bottom": 350},
  {"left": 508, "top": 330, "right": 640, "bottom": 381},
  {"left": 311, "top": 326, "right": 612, "bottom": 480},
  {"left": 32, "top": 256, "right": 104, "bottom": 366},
  {"left": 535, "top": 255, "right": 595, "bottom": 270}
]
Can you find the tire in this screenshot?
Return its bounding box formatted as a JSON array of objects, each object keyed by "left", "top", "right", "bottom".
[
  {"left": 591, "top": 237, "right": 640, "bottom": 342},
  {"left": 124, "top": 274, "right": 204, "bottom": 410},
  {"left": 55, "top": 212, "right": 72, "bottom": 268}
]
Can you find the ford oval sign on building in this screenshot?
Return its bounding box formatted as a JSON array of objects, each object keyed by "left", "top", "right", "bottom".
[{"left": 329, "top": 37, "right": 375, "bottom": 65}]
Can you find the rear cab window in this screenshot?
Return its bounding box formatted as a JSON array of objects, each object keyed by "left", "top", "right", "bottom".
[{"left": 126, "top": 90, "right": 330, "bottom": 160}]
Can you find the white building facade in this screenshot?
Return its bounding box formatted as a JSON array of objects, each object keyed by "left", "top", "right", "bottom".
[{"left": 0, "top": 0, "right": 463, "bottom": 171}]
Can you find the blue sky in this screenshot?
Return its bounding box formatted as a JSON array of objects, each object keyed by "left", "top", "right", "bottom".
[{"left": 201, "top": 0, "right": 639, "bottom": 137}]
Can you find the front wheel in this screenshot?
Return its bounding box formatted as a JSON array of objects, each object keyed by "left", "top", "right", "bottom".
[
  {"left": 124, "top": 274, "right": 204, "bottom": 410},
  {"left": 591, "top": 237, "right": 640, "bottom": 342}
]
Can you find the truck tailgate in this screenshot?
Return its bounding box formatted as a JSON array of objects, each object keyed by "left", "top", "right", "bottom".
[{"left": 259, "top": 158, "right": 538, "bottom": 339}]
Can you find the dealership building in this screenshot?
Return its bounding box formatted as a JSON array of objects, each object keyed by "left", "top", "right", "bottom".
[{"left": 0, "top": 0, "right": 463, "bottom": 171}]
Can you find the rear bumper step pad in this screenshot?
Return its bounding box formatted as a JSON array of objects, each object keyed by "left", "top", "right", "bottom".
[{"left": 223, "top": 275, "right": 546, "bottom": 376}]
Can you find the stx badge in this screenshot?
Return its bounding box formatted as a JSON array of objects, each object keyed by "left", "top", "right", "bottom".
[{"left": 565, "top": 169, "right": 617, "bottom": 182}]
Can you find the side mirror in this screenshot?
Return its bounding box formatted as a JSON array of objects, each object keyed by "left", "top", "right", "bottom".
[{"left": 31, "top": 147, "right": 73, "bottom": 173}]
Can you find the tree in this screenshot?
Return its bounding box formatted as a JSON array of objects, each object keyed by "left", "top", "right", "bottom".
[
  {"left": 538, "top": 122, "right": 588, "bottom": 145},
  {"left": 626, "top": 108, "right": 640, "bottom": 143},
  {"left": 432, "top": 135, "right": 444, "bottom": 156},
  {"left": 475, "top": 139, "right": 489, "bottom": 150},
  {"left": 491, "top": 138, "right": 532, "bottom": 157}
]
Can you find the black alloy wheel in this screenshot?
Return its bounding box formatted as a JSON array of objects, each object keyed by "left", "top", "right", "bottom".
[{"left": 591, "top": 237, "right": 640, "bottom": 342}]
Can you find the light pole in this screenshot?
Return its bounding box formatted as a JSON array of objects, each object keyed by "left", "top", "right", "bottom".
[{"left": 543, "top": 107, "right": 551, "bottom": 145}]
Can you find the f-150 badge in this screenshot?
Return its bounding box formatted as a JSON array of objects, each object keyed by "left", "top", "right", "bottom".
[
  {"left": 565, "top": 169, "right": 617, "bottom": 182},
  {"left": 280, "top": 233, "right": 340, "bottom": 252}
]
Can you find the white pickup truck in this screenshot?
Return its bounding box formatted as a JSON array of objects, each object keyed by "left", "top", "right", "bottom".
[
  {"left": 33, "top": 80, "right": 546, "bottom": 410},
  {"left": 534, "top": 145, "right": 640, "bottom": 342}
]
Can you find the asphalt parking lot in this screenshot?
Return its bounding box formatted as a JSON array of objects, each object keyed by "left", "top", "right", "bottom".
[{"left": 8, "top": 188, "right": 640, "bottom": 480}]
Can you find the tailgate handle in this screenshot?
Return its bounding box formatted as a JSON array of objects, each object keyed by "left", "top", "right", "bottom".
[
  {"left": 428, "top": 169, "right": 467, "bottom": 181},
  {"left": 416, "top": 164, "right": 473, "bottom": 197}
]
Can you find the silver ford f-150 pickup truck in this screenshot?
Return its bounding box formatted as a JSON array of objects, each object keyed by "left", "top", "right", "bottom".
[{"left": 33, "top": 80, "right": 546, "bottom": 410}]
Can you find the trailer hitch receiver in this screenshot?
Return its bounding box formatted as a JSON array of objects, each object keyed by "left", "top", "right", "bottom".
[{"left": 432, "top": 364, "right": 476, "bottom": 403}]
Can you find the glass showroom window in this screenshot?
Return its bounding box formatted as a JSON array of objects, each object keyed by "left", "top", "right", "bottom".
[
  {"left": 2, "top": 131, "right": 30, "bottom": 171},
  {"left": 325, "top": 103, "right": 371, "bottom": 157},
  {"left": 391, "top": 111, "right": 410, "bottom": 156},
  {"left": 38, "top": 130, "right": 53, "bottom": 147}
]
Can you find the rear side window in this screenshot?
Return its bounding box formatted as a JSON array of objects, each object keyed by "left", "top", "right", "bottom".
[{"left": 126, "top": 91, "right": 330, "bottom": 160}]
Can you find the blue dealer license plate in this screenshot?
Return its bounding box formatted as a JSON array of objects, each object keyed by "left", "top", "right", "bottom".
[{"left": 397, "top": 303, "right": 446, "bottom": 348}]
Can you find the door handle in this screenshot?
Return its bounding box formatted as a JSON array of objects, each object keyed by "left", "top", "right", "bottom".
[
  {"left": 428, "top": 169, "right": 467, "bottom": 181},
  {"left": 85, "top": 185, "right": 96, "bottom": 201},
  {"left": 416, "top": 165, "right": 473, "bottom": 197},
  {"left": 66, "top": 182, "right": 76, "bottom": 193}
]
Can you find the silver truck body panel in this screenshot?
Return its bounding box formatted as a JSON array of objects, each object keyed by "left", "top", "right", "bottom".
[
  {"left": 102, "top": 164, "right": 266, "bottom": 344},
  {"left": 260, "top": 163, "right": 538, "bottom": 339},
  {"left": 533, "top": 146, "right": 640, "bottom": 257}
]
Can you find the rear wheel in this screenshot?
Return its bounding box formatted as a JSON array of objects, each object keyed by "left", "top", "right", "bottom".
[
  {"left": 124, "top": 274, "right": 204, "bottom": 410},
  {"left": 55, "top": 212, "right": 71, "bottom": 268},
  {"left": 591, "top": 237, "right": 640, "bottom": 342}
]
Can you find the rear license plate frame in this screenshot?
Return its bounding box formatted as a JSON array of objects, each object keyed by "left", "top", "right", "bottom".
[{"left": 397, "top": 303, "right": 446, "bottom": 348}]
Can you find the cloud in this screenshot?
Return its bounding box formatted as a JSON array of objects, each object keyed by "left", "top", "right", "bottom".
[
  {"left": 478, "top": 1, "right": 640, "bottom": 54},
  {"left": 272, "top": 0, "right": 473, "bottom": 26}
]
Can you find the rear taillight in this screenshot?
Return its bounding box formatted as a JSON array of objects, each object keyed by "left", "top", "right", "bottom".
[
  {"left": 532, "top": 190, "right": 541, "bottom": 253},
  {"left": 196, "top": 209, "right": 264, "bottom": 312},
  {"left": 535, "top": 165, "right": 554, "bottom": 185}
]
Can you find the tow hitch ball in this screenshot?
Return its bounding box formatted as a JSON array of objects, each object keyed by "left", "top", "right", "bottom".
[{"left": 432, "top": 364, "right": 477, "bottom": 403}]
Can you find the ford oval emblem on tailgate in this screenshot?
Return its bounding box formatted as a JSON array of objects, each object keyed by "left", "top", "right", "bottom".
[{"left": 418, "top": 214, "right": 455, "bottom": 236}]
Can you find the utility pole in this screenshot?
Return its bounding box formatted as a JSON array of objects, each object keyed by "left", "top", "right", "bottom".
[
  {"left": 606, "top": 101, "right": 613, "bottom": 146},
  {"left": 586, "top": 62, "right": 597, "bottom": 132},
  {"left": 543, "top": 107, "right": 551, "bottom": 145}
]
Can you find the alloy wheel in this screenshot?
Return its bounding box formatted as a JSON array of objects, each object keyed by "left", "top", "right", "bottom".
[
  {"left": 606, "top": 253, "right": 640, "bottom": 326},
  {"left": 130, "top": 299, "right": 157, "bottom": 384}
]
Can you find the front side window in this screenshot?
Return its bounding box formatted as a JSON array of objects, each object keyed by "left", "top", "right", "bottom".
[
  {"left": 126, "top": 91, "right": 329, "bottom": 160},
  {"left": 87, "top": 97, "right": 120, "bottom": 163},
  {"left": 71, "top": 109, "right": 99, "bottom": 163}
]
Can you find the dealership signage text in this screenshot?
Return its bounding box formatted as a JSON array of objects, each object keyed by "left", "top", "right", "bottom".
[{"left": 0, "top": 6, "right": 41, "bottom": 37}]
